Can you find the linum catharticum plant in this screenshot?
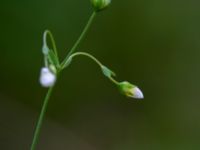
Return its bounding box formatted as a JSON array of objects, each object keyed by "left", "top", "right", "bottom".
[{"left": 30, "top": 0, "right": 144, "bottom": 149}]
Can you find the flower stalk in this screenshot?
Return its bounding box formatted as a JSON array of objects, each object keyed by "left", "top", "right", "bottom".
[
  {"left": 61, "top": 11, "right": 96, "bottom": 67},
  {"left": 30, "top": 86, "right": 54, "bottom": 150}
]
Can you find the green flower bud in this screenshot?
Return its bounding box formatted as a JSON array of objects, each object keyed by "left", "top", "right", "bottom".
[
  {"left": 90, "top": 0, "right": 111, "bottom": 11},
  {"left": 118, "top": 81, "right": 144, "bottom": 99}
]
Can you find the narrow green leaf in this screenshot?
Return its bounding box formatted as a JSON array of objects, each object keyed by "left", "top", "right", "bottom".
[{"left": 48, "top": 50, "right": 60, "bottom": 68}]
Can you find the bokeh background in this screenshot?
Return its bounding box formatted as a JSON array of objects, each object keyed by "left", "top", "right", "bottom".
[{"left": 1, "top": 0, "right": 200, "bottom": 149}]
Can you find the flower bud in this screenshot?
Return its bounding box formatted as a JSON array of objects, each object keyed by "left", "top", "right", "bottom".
[
  {"left": 118, "top": 81, "right": 144, "bottom": 99},
  {"left": 40, "top": 67, "right": 56, "bottom": 88},
  {"left": 90, "top": 0, "right": 111, "bottom": 11}
]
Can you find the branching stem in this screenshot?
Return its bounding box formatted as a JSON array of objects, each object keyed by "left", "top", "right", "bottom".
[
  {"left": 30, "top": 11, "right": 96, "bottom": 150},
  {"left": 61, "top": 11, "right": 96, "bottom": 66}
]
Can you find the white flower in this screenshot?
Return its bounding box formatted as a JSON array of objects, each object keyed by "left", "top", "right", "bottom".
[
  {"left": 118, "top": 81, "right": 144, "bottom": 99},
  {"left": 40, "top": 67, "right": 56, "bottom": 87}
]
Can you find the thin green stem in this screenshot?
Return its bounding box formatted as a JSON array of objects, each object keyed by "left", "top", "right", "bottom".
[
  {"left": 65, "top": 52, "right": 103, "bottom": 68},
  {"left": 44, "top": 55, "right": 48, "bottom": 67},
  {"left": 62, "top": 52, "right": 119, "bottom": 85},
  {"left": 109, "top": 77, "right": 119, "bottom": 85},
  {"left": 30, "top": 86, "right": 54, "bottom": 150},
  {"left": 61, "top": 11, "right": 96, "bottom": 66},
  {"left": 43, "top": 30, "right": 59, "bottom": 62}
]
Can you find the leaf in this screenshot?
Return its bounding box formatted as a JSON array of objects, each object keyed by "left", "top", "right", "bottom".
[
  {"left": 101, "top": 65, "right": 116, "bottom": 78},
  {"left": 48, "top": 50, "right": 60, "bottom": 68}
]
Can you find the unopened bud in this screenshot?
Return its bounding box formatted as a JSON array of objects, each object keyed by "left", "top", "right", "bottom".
[
  {"left": 40, "top": 67, "right": 56, "bottom": 88},
  {"left": 90, "top": 0, "right": 111, "bottom": 11},
  {"left": 119, "top": 81, "right": 144, "bottom": 99}
]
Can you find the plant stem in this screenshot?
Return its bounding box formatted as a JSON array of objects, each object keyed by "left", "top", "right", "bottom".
[
  {"left": 63, "top": 52, "right": 103, "bottom": 68},
  {"left": 30, "top": 86, "right": 54, "bottom": 150},
  {"left": 61, "top": 11, "right": 96, "bottom": 66},
  {"left": 62, "top": 52, "right": 119, "bottom": 85},
  {"left": 109, "top": 77, "right": 119, "bottom": 85},
  {"left": 43, "top": 30, "right": 59, "bottom": 61}
]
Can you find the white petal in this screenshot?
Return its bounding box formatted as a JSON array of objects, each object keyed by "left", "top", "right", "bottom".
[{"left": 131, "top": 87, "right": 144, "bottom": 99}]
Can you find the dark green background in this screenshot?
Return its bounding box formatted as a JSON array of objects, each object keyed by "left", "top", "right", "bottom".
[{"left": 1, "top": 0, "right": 200, "bottom": 149}]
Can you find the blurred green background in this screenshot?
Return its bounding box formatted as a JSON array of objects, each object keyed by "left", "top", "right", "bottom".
[{"left": 1, "top": 0, "right": 200, "bottom": 149}]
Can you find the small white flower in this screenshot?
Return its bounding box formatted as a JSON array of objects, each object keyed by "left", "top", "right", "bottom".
[{"left": 40, "top": 67, "right": 56, "bottom": 87}]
